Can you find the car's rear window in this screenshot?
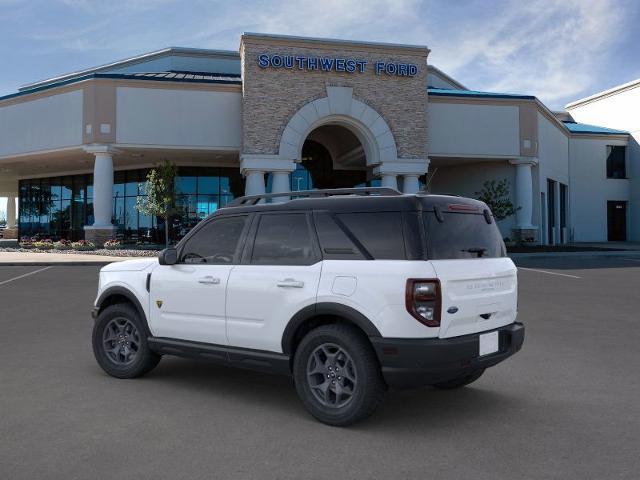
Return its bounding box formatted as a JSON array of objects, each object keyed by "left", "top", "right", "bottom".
[{"left": 423, "top": 211, "right": 506, "bottom": 259}]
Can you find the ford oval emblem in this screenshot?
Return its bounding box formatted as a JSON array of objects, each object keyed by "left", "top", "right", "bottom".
[{"left": 447, "top": 306, "right": 459, "bottom": 314}]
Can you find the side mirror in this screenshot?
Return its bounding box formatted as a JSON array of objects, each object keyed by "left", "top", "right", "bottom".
[{"left": 158, "top": 247, "right": 178, "bottom": 265}]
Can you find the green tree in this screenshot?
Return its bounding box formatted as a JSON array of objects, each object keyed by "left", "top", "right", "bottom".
[
  {"left": 136, "top": 160, "right": 178, "bottom": 247},
  {"left": 474, "top": 179, "right": 519, "bottom": 221}
]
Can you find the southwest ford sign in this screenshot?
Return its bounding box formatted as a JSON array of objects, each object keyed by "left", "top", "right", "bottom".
[{"left": 257, "top": 54, "right": 418, "bottom": 77}]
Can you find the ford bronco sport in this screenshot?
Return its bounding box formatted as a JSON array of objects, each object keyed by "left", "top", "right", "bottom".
[{"left": 91, "top": 188, "right": 524, "bottom": 426}]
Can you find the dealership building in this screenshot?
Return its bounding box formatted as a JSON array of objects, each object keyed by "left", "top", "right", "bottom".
[{"left": 0, "top": 33, "right": 637, "bottom": 245}]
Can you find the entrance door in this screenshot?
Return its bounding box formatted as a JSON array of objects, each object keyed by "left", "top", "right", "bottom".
[
  {"left": 149, "top": 214, "right": 250, "bottom": 345},
  {"left": 607, "top": 201, "right": 627, "bottom": 241}
]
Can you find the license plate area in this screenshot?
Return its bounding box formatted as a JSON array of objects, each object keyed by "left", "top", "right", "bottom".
[{"left": 479, "top": 331, "right": 499, "bottom": 357}]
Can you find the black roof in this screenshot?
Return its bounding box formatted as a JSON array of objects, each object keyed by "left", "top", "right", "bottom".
[{"left": 217, "top": 192, "right": 488, "bottom": 216}]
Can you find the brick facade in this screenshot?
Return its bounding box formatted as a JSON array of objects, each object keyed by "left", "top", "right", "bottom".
[{"left": 240, "top": 35, "right": 429, "bottom": 161}]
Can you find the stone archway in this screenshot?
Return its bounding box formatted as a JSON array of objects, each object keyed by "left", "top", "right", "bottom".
[{"left": 278, "top": 86, "right": 398, "bottom": 166}]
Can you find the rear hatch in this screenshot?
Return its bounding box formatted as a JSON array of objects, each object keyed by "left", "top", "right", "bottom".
[{"left": 423, "top": 203, "right": 518, "bottom": 339}]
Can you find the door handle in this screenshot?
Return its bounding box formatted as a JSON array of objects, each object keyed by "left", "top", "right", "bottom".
[
  {"left": 198, "top": 276, "right": 220, "bottom": 285},
  {"left": 277, "top": 278, "right": 304, "bottom": 288}
]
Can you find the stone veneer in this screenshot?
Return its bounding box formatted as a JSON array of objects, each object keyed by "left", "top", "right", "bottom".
[{"left": 240, "top": 34, "right": 429, "bottom": 160}]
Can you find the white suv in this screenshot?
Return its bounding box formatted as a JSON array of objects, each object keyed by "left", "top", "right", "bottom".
[{"left": 91, "top": 188, "right": 524, "bottom": 426}]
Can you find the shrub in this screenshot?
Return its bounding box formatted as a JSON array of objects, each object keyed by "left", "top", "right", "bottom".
[
  {"left": 53, "top": 239, "right": 72, "bottom": 250},
  {"left": 71, "top": 240, "right": 96, "bottom": 251},
  {"left": 103, "top": 239, "right": 122, "bottom": 250},
  {"left": 33, "top": 239, "right": 54, "bottom": 250},
  {"left": 19, "top": 236, "right": 34, "bottom": 249}
]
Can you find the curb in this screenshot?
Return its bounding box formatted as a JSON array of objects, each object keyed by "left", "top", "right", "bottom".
[{"left": 509, "top": 251, "right": 640, "bottom": 259}]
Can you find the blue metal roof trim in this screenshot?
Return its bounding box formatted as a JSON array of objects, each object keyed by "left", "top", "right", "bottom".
[
  {"left": 427, "top": 87, "right": 536, "bottom": 100},
  {"left": 562, "top": 121, "right": 628, "bottom": 135},
  {"left": 0, "top": 72, "right": 242, "bottom": 102}
]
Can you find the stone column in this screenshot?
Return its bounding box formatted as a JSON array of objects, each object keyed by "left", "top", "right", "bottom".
[
  {"left": 380, "top": 173, "right": 398, "bottom": 190},
  {"left": 402, "top": 174, "right": 421, "bottom": 194},
  {"left": 270, "top": 171, "right": 291, "bottom": 203},
  {"left": 509, "top": 158, "right": 538, "bottom": 242},
  {"left": 244, "top": 170, "right": 266, "bottom": 196},
  {"left": 84, "top": 145, "right": 117, "bottom": 246}
]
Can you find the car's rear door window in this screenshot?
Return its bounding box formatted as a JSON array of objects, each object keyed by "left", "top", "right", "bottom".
[{"left": 424, "top": 211, "right": 506, "bottom": 259}]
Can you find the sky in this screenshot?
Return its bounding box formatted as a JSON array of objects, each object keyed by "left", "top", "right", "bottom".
[{"left": 1, "top": 0, "right": 640, "bottom": 215}]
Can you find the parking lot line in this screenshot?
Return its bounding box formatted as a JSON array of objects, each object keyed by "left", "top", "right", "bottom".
[
  {"left": 0, "top": 266, "right": 52, "bottom": 286},
  {"left": 518, "top": 267, "right": 581, "bottom": 279}
]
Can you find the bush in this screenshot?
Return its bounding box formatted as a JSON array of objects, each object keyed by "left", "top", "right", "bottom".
[
  {"left": 33, "top": 239, "right": 54, "bottom": 250},
  {"left": 19, "top": 236, "right": 34, "bottom": 249},
  {"left": 53, "top": 239, "right": 72, "bottom": 250},
  {"left": 71, "top": 240, "right": 96, "bottom": 251},
  {"left": 103, "top": 239, "right": 122, "bottom": 250}
]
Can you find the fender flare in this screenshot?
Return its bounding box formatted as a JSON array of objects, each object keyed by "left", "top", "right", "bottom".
[
  {"left": 95, "top": 286, "right": 151, "bottom": 337},
  {"left": 281, "top": 302, "right": 382, "bottom": 354}
]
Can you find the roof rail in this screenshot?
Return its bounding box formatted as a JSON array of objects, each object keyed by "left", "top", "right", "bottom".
[{"left": 225, "top": 187, "right": 402, "bottom": 207}]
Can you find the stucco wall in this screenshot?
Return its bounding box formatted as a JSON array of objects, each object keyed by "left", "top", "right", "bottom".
[
  {"left": 0, "top": 90, "right": 83, "bottom": 157},
  {"left": 240, "top": 36, "right": 428, "bottom": 159},
  {"left": 568, "top": 86, "right": 639, "bottom": 241},
  {"left": 569, "top": 136, "right": 629, "bottom": 242},
  {"left": 427, "top": 102, "right": 520, "bottom": 157},
  {"left": 429, "top": 161, "right": 517, "bottom": 238},
  {"left": 116, "top": 87, "right": 242, "bottom": 148}
]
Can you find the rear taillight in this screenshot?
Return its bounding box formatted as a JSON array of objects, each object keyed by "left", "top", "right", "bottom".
[{"left": 405, "top": 279, "right": 441, "bottom": 327}]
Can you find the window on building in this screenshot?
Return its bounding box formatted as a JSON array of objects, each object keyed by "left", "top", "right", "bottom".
[
  {"left": 17, "top": 167, "right": 244, "bottom": 244},
  {"left": 606, "top": 146, "right": 626, "bottom": 179},
  {"left": 251, "top": 213, "right": 317, "bottom": 265}
]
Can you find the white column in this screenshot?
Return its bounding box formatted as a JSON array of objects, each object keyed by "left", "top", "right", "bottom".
[
  {"left": 244, "top": 170, "right": 266, "bottom": 196},
  {"left": 6, "top": 195, "right": 16, "bottom": 229},
  {"left": 510, "top": 158, "right": 537, "bottom": 229},
  {"left": 380, "top": 173, "right": 398, "bottom": 190},
  {"left": 402, "top": 174, "right": 420, "bottom": 194},
  {"left": 92, "top": 152, "right": 115, "bottom": 227},
  {"left": 271, "top": 171, "right": 291, "bottom": 203}
]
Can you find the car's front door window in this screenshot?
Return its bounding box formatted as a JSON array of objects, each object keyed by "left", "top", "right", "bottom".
[{"left": 180, "top": 215, "right": 248, "bottom": 264}]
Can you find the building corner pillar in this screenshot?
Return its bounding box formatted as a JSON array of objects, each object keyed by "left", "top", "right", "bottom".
[
  {"left": 2, "top": 195, "right": 18, "bottom": 240},
  {"left": 380, "top": 173, "right": 398, "bottom": 190},
  {"left": 509, "top": 157, "right": 538, "bottom": 242},
  {"left": 83, "top": 145, "right": 118, "bottom": 245}
]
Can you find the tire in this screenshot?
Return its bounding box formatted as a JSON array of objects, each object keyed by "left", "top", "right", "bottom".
[
  {"left": 92, "top": 303, "right": 160, "bottom": 379},
  {"left": 432, "top": 369, "right": 485, "bottom": 390},
  {"left": 293, "top": 324, "right": 385, "bottom": 426}
]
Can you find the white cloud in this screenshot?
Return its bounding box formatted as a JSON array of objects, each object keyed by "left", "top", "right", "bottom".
[{"left": 425, "top": 0, "right": 631, "bottom": 108}]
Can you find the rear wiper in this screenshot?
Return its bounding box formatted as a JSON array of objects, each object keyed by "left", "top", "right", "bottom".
[{"left": 462, "top": 247, "right": 487, "bottom": 258}]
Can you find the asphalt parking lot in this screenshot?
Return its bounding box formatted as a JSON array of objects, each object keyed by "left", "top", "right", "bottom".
[{"left": 1, "top": 257, "right": 639, "bottom": 479}]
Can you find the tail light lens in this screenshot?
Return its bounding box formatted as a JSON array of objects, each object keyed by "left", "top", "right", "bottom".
[{"left": 406, "top": 279, "right": 441, "bottom": 327}]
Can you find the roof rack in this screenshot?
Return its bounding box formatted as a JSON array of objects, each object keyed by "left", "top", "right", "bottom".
[{"left": 225, "top": 187, "right": 402, "bottom": 207}]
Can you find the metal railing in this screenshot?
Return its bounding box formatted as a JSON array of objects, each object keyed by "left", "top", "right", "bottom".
[{"left": 225, "top": 187, "right": 402, "bottom": 207}]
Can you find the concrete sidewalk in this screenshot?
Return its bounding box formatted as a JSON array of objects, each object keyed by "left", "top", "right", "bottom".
[{"left": 0, "top": 251, "right": 141, "bottom": 265}]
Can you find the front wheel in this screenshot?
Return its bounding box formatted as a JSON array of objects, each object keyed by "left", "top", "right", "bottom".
[
  {"left": 293, "top": 324, "right": 386, "bottom": 426},
  {"left": 92, "top": 303, "right": 160, "bottom": 379}
]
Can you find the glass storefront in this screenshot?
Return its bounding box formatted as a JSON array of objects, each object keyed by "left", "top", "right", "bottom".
[{"left": 19, "top": 167, "right": 244, "bottom": 244}]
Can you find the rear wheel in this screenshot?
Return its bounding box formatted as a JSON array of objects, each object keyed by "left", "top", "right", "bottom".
[
  {"left": 92, "top": 303, "right": 160, "bottom": 379},
  {"left": 293, "top": 324, "right": 385, "bottom": 426},
  {"left": 432, "top": 369, "right": 484, "bottom": 389}
]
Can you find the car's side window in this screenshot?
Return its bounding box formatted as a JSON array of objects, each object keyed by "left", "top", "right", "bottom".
[
  {"left": 250, "top": 213, "right": 317, "bottom": 265},
  {"left": 180, "top": 215, "right": 248, "bottom": 264}
]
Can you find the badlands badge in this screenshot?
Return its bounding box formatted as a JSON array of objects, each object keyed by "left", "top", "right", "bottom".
[{"left": 156, "top": 300, "right": 163, "bottom": 308}]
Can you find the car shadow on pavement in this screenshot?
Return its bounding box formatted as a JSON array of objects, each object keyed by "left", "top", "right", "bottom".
[{"left": 129, "top": 356, "right": 524, "bottom": 430}]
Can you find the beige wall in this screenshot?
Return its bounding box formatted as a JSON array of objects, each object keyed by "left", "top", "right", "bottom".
[
  {"left": 0, "top": 90, "right": 83, "bottom": 157},
  {"left": 240, "top": 35, "right": 429, "bottom": 159}
]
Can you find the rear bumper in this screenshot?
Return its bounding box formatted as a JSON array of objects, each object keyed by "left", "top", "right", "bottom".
[{"left": 371, "top": 322, "right": 525, "bottom": 389}]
